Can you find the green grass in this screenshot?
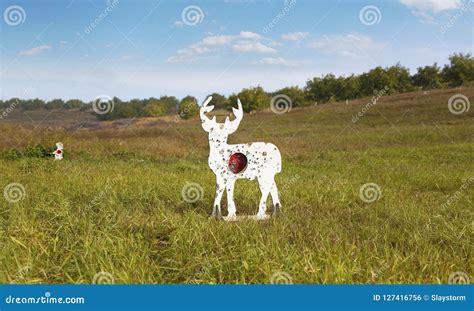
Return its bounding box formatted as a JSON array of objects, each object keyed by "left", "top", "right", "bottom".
[{"left": 0, "top": 88, "right": 472, "bottom": 284}]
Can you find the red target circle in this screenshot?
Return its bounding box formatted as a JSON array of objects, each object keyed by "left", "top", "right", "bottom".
[{"left": 228, "top": 153, "right": 247, "bottom": 174}]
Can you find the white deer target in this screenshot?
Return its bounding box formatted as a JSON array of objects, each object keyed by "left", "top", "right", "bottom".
[
  {"left": 54, "top": 142, "right": 63, "bottom": 160},
  {"left": 200, "top": 96, "right": 282, "bottom": 221}
]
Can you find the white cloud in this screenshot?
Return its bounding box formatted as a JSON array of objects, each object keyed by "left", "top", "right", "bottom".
[
  {"left": 166, "top": 31, "right": 275, "bottom": 63},
  {"left": 232, "top": 41, "right": 275, "bottom": 53},
  {"left": 399, "top": 0, "right": 463, "bottom": 12},
  {"left": 399, "top": 0, "right": 464, "bottom": 23},
  {"left": 239, "top": 31, "right": 262, "bottom": 40},
  {"left": 254, "top": 57, "right": 309, "bottom": 67},
  {"left": 59, "top": 41, "right": 68, "bottom": 44},
  {"left": 166, "top": 34, "right": 232, "bottom": 63},
  {"left": 256, "top": 57, "right": 287, "bottom": 65},
  {"left": 281, "top": 32, "right": 309, "bottom": 41},
  {"left": 201, "top": 34, "right": 234, "bottom": 46},
  {"left": 19, "top": 45, "right": 52, "bottom": 56},
  {"left": 309, "top": 33, "right": 386, "bottom": 57}
]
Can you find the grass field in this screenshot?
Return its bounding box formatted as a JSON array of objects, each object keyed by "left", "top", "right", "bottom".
[{"left": 0, "top": 87, "right": 472, "bottom": 284}]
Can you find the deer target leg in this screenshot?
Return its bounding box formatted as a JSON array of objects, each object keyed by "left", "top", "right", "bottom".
[
  {"left": 270, "top": 178, "right": 281, "bottom": 217},
  {"left": 256, "top": 179, "right": 271, "bottom": 219},
  {"left": 211, "top": 179, "right": 225, "bottom": 219},
  {"left": 224, "top": 179, "right": 237, "bottom": 221}
]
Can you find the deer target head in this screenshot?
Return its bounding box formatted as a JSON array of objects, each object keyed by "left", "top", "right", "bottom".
[{"left": 200, "top": 96, "right": 243, "bottom": 139}]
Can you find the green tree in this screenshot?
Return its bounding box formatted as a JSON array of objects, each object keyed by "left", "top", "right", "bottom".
[
  {"left": 46, "top": 98, "right": 65, "bottom": 110},
  {"left": 274, "top": 86, "right": 307, "bottom": 107},
  {"left": 157, "top": 96, "right": 179, "bottom": 114},
  {"left": 442, "top": 53, "right": 474, "bottom": 86},
  {"left": 64, "top": 99, "right": 83, "bottom": 109},
  {"left": 305, "top": 74, "right": 343, "bottom": 103},
  {"left": 386, "top": 64, "right": 413, "bottom": 93},
  {"left": 359, "top": 67, "right": 394, "bottom": 96},
  {"left": 2, "top": 98, "right": 21, "bottom": 110},
  {"left": 412, "top": 63, "right": 442, "bottom": 90},
  {"left": 229, "top": 86, "right": 270, "bottom": 112},
  {"left": 20, "top": 98, "right": 45, "bottom": 110},
  {"left": 144, "top": 98, "right": 167, "bottom": 117},
  {"left": 339, "top": 75, "right": 361, "bottom": 100},
  {"left": 207, "top": 93, "right": 229, "bottom": 110},
  {"left": 125, "top": 99, "right": 148, "bottom": 118},
  {"left": 178, "top": 96, "right": 199, "bottom": 119}
]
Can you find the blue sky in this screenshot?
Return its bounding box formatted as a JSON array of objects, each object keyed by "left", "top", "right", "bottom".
[{"left": 0, "top": 0, "right": 472, "bottom": 102}]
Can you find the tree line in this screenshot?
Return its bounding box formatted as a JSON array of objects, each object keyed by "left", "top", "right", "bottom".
[{"left": 1, "top": 53, "right": 472, "bottom": 120}]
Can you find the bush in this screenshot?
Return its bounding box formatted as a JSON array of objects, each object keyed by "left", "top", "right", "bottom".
[
  {"left": 178, "top": 96, "right": 199, "bottom": 119},
  {"left": 1, "top": 144, "right": 55, "bottom": 159},
  {"left": 24, "top": 144, "right": 54, "bottom": 158},
  {"left": 1, "top": 148, "right": 22, "bottom": 160}
]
